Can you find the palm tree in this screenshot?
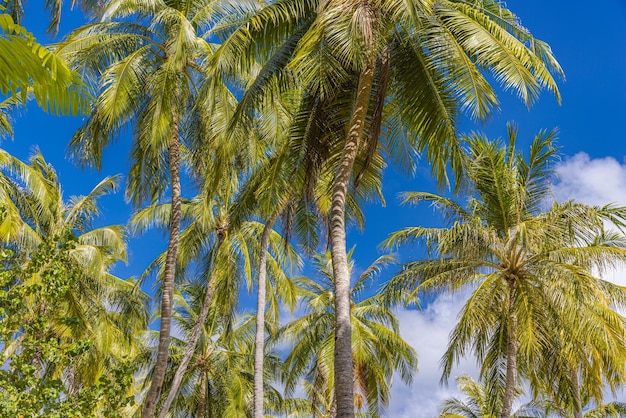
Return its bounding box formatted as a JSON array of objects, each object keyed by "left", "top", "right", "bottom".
[
  {"left": 223, "top": 71, "right": 387, "bottom": 417},
  {"left": 143, "top": 283, "right": 308, "bottom": 418},
  {"left": 243, "top": 130, "right": 388, "bottom": 418},
  {"left": 582, "top": 403, "right": 626, "bottom": 418},
  {"left": 56, "top": 0, "right": 240, "bottom": 413},
  {"left": 167, "top": 312, "right": 263, "bottom": 418},
  {"left": 0, "top": 13, "right": 89, "bottom": 122},
  {"left": 279, "top": 250, "right": 417, "bottom": 417},
  {"left": 216, "top": 3, "right": 563, "bottom": 414},
  {"left": 438, "top": 374, "right": 548, "bottom": 418},
  {"left": 383, "top": 127, "right": 626, "bottom": 418},
  {"left": 0, "top": 148, "right": 147, "bottom": 391},
  {"left": 131, "top": 183, "right": 301, "bottom": 416}
]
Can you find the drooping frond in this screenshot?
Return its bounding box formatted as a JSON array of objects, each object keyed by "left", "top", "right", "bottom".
[
  {"left": 0, "top": 15, "right": 90, "bottom": 116},
  {"left": 385, "top": 128, "right": 626, "bottom": 414}
]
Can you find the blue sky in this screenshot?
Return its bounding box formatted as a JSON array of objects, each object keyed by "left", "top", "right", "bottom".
[{"left": 4, "top": 0, "right": 626, "bottom": 414}]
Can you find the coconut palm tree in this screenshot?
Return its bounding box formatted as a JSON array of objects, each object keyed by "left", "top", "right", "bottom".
[
  {"left": 238, "top": 143, "right": 382, "bottom": 418},
  {"left": 278, "top": 250, "right": 417, "bottom": 417},
  {"left": 223, "top": 73, "right": 387, "bottom": 417},
  {"left": 216, "top": 2, "right": 563, "bottom": 414},
  {"left": 131, "top": 180, "right": 301, "bottom": 416},
  {"left": 0, "top": 12, "right": 89, "bottom": 123},
  {"left": 0, "top": 148, "right": 147, "bottom": 390},
  {"left": 56, "top": 0, "right": 245, "bottom": 412},
  {"left": 383, "top": 127, "right": 626, "bottom": 418},
  {"left": 438, "top": 374, "right": 549, "bottom": 418},
  {"left": 143, "top": 282, "right": 308, "bottom": 418}
]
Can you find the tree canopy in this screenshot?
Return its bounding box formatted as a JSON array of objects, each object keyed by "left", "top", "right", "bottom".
[{"left": 2, "top": 0, "right": 626, "bottom": 417}]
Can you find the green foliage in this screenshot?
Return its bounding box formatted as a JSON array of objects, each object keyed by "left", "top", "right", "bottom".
[
  {"left": 0, "top": 149, "right": 146, "bottom": 417},
  {"left": 438, "top": 374, "right": 548, "bottom": 418},
  {"left": 384, "top": 127, "right": 626, "bottom": 415},
  {"left": 280, "top": 250, "right": 417, "bottom": 417},
  {"left": 0, "top": 245, "right": 136, "bottom": 417},
  {"left": 3, "top": 0, "right": 626, "bottom": 413},
  {"left": 0, "top": 14, "right": 90, "bottom": 117}
]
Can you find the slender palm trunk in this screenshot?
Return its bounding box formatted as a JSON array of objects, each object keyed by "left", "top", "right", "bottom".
[
  {"left": 142, "top": 112, "right": 182, "bottom": 418},
  {"left": 501, "top": 281, "right": 518, "bottom": 418},
  {"left": 2, "top": 333, "right": 25, "bottom": 367},
  {"left": 196, "top": 371, "right": 208, "bottom": 418},
  {"left": 157, "top": 230, "right": 227, "bottom": 418},
  {"left": 570, "top": 366, "right": 583, "bottom": 418},
  {"left": 330, "top": 60, "right": 376, "bottom": 418},
  {"left": 253, "top": 212, "right": 279, "bottom": 418}
]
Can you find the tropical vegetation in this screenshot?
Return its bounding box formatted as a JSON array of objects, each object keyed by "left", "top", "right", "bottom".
[
  {"left": 383, "top": 129, "right": 626, "bottom": 418},
  {"left": 1, "top": 0, "right": 626, "bottom": 417}
]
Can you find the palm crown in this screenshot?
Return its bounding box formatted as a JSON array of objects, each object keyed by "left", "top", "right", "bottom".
[
  {"left": 279, "top": 250, "right": 417, "bottom": 417},
  {"left": 217, "top": 3, "right": 565, "bottom": 415},
  {"left": 384, "top": 127, "right": 626, "bottom": 417},
  {"left": 0, "top": 149, "right": 147, "bottom": 390}
]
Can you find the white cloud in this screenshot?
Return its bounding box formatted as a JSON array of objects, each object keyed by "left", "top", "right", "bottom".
[
  {"left": 387, "top": 153, "right": 626, "bottom": 417},
  {"left": 554, "top": 152, "right": 626, "bottom": 206},
  {"left": 551, "top": 153, "right": 626, "bottom": 404},
  {"left": 555, "top": 152, "right": 626, "bottom": 287},
  {"left": 388, "top": 291, "right": 479, "bottom": 418}
]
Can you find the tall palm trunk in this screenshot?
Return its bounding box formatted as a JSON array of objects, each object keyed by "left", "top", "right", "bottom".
[
  {"left": 157, "top": 227, "right": 227, "bottom": 418},
  {"left": 570, "top": 366, "right": 583, "bottom": 418},
  {"left": 143, "top": 111, "right": 182, "bottom": 418},
  {"left": 501, "top": 281, "right": 518, "bottom": 418},
  {"left": 330, "top": 59, "right": 376, "bottom": 418},
  {"left": 253, "top": 212, "right": 279, "bottom": 418},
  {"left": 67, "top": 367, "right": 79, "bottom": 396},
  {"left": 196, "top": 371, "right": 208, "bottom": 418}
]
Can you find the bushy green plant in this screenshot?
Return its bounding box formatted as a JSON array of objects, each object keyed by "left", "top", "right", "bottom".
[{"left": 0, "top": 244, "right": 136, "bottom": 417}]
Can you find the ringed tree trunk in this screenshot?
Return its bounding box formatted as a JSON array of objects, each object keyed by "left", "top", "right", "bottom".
[
  {"left": 157, "top": 227, "right": 228, "bottom": 418},
  {"left": 501, "top": 281, "right": 518, "bottom": 418},
  {"left": 570, "top": 366, "right": 583, "bottom": 418},
  {"left": 196, "top": 371, "right": 208, "bottom": 418},
  {"left": 253, "top": 211, "right": 280, "bottom": 418},
  {"left": 329, "top": 58, "right": 376, "bottom": 418},
  {"left": 143, "top": 109, "right": 182, "bottom": 418}
]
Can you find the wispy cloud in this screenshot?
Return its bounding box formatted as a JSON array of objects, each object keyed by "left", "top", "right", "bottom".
[
  {"left": 387, "top": 152, "right": 626, "bottom": 416},
  {"left": 388, "top": 291, "right": 478, "bottom": 417},
  {"left": 554, "top": 152, "right": 626, "bottom": 206},
  {"left": 555, "top": 152, "right": 626, "bottom": 287}
]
